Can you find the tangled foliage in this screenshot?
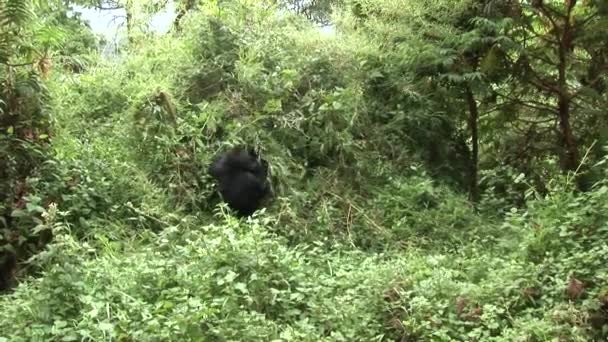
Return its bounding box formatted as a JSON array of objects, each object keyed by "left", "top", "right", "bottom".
[
  {"left": 1, "top": 177, "right": 607, "bottom": 340},
  {"left": 1, "top": 0, "right": 54, "bottom": 283},
  {"left": 1, "top": 1, "right": 607, "bottom": 341}
]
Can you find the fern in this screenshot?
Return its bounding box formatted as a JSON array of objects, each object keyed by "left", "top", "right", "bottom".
[
  {"left": 0, "top": 39, "right": 11, "bottom": 63},
  {"left": 32, "top": 24, "right": 66, "bottom": 50},
  {"left": 0, "top": 0, "right": 35, "bottom": 27},
  {"left": 14, "top": 69, "right": 42, "bottom": 92}
]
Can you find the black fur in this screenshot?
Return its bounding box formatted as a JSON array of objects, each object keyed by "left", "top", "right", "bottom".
[
  {"left": 208, "top": 146, "right": 271, "bottom": 217},
  {"left": 0, "top": 252, "right": 16, "bottom": 291}
]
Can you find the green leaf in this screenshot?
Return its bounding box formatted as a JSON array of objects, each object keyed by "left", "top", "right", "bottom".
[
  {"left": 33, "top": 224, "right": 49, "bottom": 234},
  {"left": 11, "top": 209, "right": 27, "bottom": 218},
  {"left": 234, "top": 282, "right": 248, "bottom": 294},
  {"left": 98, "top": 322, "right": 114, "bottom": 331},
  {"left": 26, "top": 203, "right": 45, "bottom": 213},
  {"left": 369, "top": 70, "right": 383, "bottom": 79},
  {"left": 54, "top": 320, "right": 68, "bottom": 328}
]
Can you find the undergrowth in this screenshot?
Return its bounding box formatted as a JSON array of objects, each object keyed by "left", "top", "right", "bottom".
[{"left": 1, "top": 2, "right": 607, "bottom": 341}]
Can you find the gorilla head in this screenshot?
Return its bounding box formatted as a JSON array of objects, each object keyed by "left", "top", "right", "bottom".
[{"left": 208, "top": 146, "right": 271, "bottom": 217}]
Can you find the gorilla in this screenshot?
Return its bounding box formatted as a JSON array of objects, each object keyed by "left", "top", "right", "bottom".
[
  {"left": 208, "top": 146, "right": 271, "bottom": 217},
  {"left": 0, "top": 252, "right": 16, "bottom": 291}
]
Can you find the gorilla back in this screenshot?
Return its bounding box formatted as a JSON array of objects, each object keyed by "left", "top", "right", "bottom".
[{"left": 208, "top": 146, "right": 271, "bottom": 217}]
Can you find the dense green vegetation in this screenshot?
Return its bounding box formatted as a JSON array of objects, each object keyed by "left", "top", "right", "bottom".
[{"left": 1, "top": 0, "right": 607, "bottom": 340}]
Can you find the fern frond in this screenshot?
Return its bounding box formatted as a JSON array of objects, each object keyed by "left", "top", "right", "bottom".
[
  {"left": 33, "top": 24, "right": 66, "bottom": 50},
  {"left": 0, "top": 0, "right": 35, "bottom": 27},
  {"left": 0, "top": 38, "right": 12, "bottom": 63},
  {"left": 14, "top": 69, "right": 42, "bottom": 92}
]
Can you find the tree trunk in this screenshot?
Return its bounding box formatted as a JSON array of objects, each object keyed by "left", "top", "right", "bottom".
[
  {"left": 556, "top": 0, "right": 579, "bottom": 172},
  {"left": 557, "top": 95, "right": 578, "bottom": 171},
  {"left": 173, "top": 0, "right": 197, "bottom": 32},
  {"left": 464, "top": 84, "right": 479, "bottom": 203},
  {"left": 125, "top": 0, "right": 134, "bottom": 46}
]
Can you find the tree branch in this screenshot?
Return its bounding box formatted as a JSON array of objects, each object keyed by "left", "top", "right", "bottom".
[
  {"left": 522, "top": 20, "right": 559, "bottom": 45},
  {"left": 575, "top": 11, "right": 598, "bottom": 29},
  {"left": 2, "top": 61, "right": 36, "bottom": 67},
  {"left": 526, "top": 49, "right": 556, "bottom": 66},
  {"left": 94, "top": 5, "right": 123, "bottom": 10},
  {"left": 566, "top": 0, "right": 578, "bottom": 18},
  {"left": 533, "top": 4, "right": 561, "bottom": 41},
  {"left": 529, "top": 73, "right": 561, "bottom": 95},
  {"left": 495, "top": 91, "right": 558, "bottom": 114}
]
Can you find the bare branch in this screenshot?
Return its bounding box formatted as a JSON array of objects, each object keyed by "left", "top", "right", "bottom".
[
  {"left": 94, "top": 5, "right": 123, "bottom": 10},
  {"left": 2, "top": 61, "right": 36, "bottom": 67},
  {"left": 495, "top": 91, "right": 558, "bottom": 114},
  {"left": 529, "top": 74, "right": 561, "bottom": 95}
]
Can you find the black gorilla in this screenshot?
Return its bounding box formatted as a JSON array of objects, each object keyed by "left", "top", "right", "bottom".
[
  {"left": 208, "top": 146, "right": 271, "bottom": 217},
  {"left": 0, "top": 252, "right": 16, "bottom": 291}
]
